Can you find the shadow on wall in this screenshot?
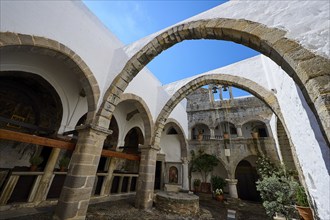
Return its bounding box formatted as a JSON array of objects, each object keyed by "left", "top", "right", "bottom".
[{"left": 295, "top": 84, "right": 330, "bottom": 175}]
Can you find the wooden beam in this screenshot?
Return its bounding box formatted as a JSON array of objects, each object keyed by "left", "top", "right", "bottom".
[
  {"left": 0, "top": 116, "right": 54, "bottom": 134},
  {"left": 0, "top": 129, "right": 140, "bottom": 161},
  {"left": 101, "top": 149, "right": 140, "bottom": 161},
  {"left": 0, "top": 129, "right": 75, "bottom": 150}
]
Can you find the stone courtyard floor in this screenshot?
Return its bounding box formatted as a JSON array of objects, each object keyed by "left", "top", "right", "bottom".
[{"left": 3, "top": 193, "right": 270, "bottom": 220}]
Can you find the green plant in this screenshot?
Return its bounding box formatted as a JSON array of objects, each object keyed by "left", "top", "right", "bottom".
[
  {"left": 256, "top": 155, "right": 299, "bottom": 218},
  {"left": 211, "top": 175, "right": 227, "bottom": 191},
  {"left": 29, "top": 155, "right": 43, "bottom": 166},
  {"left": 193, "top": 178, "right": 201, "bottom": 187},
  {"left": 191, "top": 150, "right": 219, "bottom": 183},
  {"left": 59, "top": 156, "right": 70, "bottom": 168},
  {"left": 295, "top": 185, "right": 309, "bottom": 207}
]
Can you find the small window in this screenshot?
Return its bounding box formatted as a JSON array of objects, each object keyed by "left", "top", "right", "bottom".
[
  {"left": 167, "top": 127, "right": 178, "bottom": 135},
  {"left": 230, "top": 126, "right": 237, "bottom": 135}
]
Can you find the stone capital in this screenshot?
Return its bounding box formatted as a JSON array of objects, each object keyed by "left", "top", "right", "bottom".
[
  {"left": 225, "top": 179, "right": 238, "bottom": 185},
  {"left": 139, "top": 144, "right": 161, "bottom": 151},
  {"left": 76, "top": 123, "right": 113, "bottom": 135},
  {"left": 181, "top": 157, "right": 189, "bottom": 164}
]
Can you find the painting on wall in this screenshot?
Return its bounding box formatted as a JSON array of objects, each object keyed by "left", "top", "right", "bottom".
[{"left": 169, "top": 166, "right": 178, "bottom": 183}]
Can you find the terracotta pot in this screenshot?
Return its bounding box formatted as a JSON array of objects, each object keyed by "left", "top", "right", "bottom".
[
  {"left": 30, "top": 165, "right": 37, "bottom": 171},
  {"left": 60, "top": 167, "right": 67, "bottom": 172},
  {"left": 251, "top": 132, "right": 258, "bottom": 139},
  {"left": 223, "top": 133, "right": 229, "bottom": 139},
  {"left": 200, "top": 182, "right": 211, "bottom": 193},
  {"left": 215, "top": 194, "right": 224, "bottom": 201},
  {"left": 197, "top": 133, "right": 203, "bottom": 141},
  {"left": 296, "top": 206, "right": 313, "bottom": 220}
]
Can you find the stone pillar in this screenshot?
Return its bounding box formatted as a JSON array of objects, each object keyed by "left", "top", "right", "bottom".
[
  {"left": 181, "top": 157, "right": 189, "bottom": 191},
  {"left": 219, "top": 86, "right": 223, "bottom": 101},
  {"left": 226, "top": 179, "right": 238, "bottom": 198},
  {"left": 135, "top": 145, "right": 159, "bottom": 209},
  {"left": 210, "top": 127, "right": 215, "bottom": 139},
  {"left": 229, "top": 86, "right": 234, "bottom": 100},
  {"left": 100, "top": 158, "right": 118, "bottom": 196},
  {"left": 53, "top": 124, "right": 111, "bottom": 220},
  {"left": 208, "top": 85, "right": 215, "bottom": 103},
  {"left": 33, "top": 147, "right": 61, "bottom": 202},
  {"left": 236, "top": 125, "right": 243, "bottom": 137}
]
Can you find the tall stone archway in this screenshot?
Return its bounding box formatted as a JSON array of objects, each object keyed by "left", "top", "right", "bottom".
[
  {"left": 98, "top": 18, "right": 329, "bottom": 145},
  {"left": 117, "top": 93, "right": 153, "bottom": 146},
  {"left": 0, "top": 32, "right": 100, "bottom": 124}
]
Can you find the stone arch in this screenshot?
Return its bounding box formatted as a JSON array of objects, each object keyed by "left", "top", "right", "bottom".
[
  {"left": 117, "top": 93, "right": 153, "bottom": 145},
  {"left": 152, "top": 74, "right": 283, "bottom": 147},
  {"left": 242, "top": 119, "right": 270, "bottom": 138},
  {"left": 234, "top": 156, "right": 260, "bottom": 202},
  {"left": 240, "top": 117, "right": 269, "bottom": 127},
  {"left": 189, "top": 122, "right": 211, "bottom": 141},
  {"left": 0, "top": 32, "right": 100, "bottom": 123},
  {"left": 163, "top": 118, "right": 188, "bottom": 158},
  {"left": 98, "top": 18, "right": 329, "bottom": 145}
]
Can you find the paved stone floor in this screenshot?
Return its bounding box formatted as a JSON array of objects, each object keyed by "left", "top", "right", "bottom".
[{"left": 2, "top": 193, "right": 270, "bottom": 220}]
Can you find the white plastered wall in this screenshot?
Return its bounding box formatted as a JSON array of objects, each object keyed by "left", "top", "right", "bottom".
[
  {"left": 159, "top": 124, "right": 182, "bottom": 163},
  {"left": 0, "top": 1, "right": 189, "bottom": 140},
  {"left": 0, "top": 0, "right": 124, "bottom": 106},
  {"left": 0, "top": 50, "right": 88, "bottom": 133}
]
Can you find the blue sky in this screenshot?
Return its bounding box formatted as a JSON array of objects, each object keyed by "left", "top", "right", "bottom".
[{"left": 83, "top": 1, "right": 259, "bottom": 97}]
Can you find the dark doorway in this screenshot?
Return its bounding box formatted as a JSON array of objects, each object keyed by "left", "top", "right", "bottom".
[
  {"left": 235, "top": 160, "right": 261, "bottom": 202},
  {"left": 154, "top": 161, "right": 162, "bottom": 190}
]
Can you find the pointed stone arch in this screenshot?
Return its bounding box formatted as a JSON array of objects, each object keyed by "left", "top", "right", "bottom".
[
  {"left": 163, "top": 118, "right": 188, "bottom": 158},
  {"left": 98, "top": 18, "right": 329, "bottom": 144},
  {"left": 152, "top": 74, "right": 283, "bottom": 147},
  {"left": 0, "top": 32, "right": 100, "bottom": 123},
  {"left": 118, "top": 93, "right": 153, "bottom": 145}
]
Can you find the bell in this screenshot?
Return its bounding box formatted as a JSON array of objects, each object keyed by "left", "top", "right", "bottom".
[
  {"left": 223, "top": 86, "right": 228, "bottom": 92},
  {"left": 212, "top": 87, "right": 217, "bottom": 93}
]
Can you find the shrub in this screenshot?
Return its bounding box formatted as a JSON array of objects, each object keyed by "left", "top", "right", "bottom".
[
  {"left": 193, "top": 178, "right": 201, "bottom": 187},
  {"left": 211, "top": 175, "right": 227, "bottom": 191},
  {"left": 256, "top": 155, "right": 299, "bottom": 218},
  {"left": 59, "top": 156, "right": 70, "bottom": 168},
  {"left": 295, "top": 185, "right": 309, "bottom": 207}
]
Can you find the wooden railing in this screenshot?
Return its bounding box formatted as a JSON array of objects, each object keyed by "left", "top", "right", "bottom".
[{"left": 0, "top": 128, "right": 140, "bottom": 206}]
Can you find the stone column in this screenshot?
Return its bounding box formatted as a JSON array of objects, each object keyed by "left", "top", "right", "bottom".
[
  {"left": 209, "top": 127, "right": 215, "bottom": 139},
  {"left": 226, "top": 179, "right": 238, "bottom": 198},
  {"left": 208, "top": 85, "right": 215, "bottom": 103},
  {"left": 135, "top": 145, "right": 159, "bottom": 209},
  {"left": 181, "top": 157, "right": 189, "bottom": 191},
  {"left": 53, "top": 124, "right": 111, "bottom": 220},
  {"left": 229, "top": 86, "right": 234, "bottom": 100},
  {"left": 219, "top": 86, "right": 223, "bottom": 101},
  {"left": 236, "top": 125, "right": 243, "bottom": 137},
  {"left": 33, "top": 147, "right": 61, "bottom": 202},
  {"left": 100, "top": 158, "right": 118, "bottom": 196}
]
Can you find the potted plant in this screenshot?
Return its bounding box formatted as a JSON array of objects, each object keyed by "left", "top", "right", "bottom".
[
  {"left": 193, "top": 178, "right": 201, "bottom": 193},
  {"left": 223, "top": 131, "right": 229, "bottom": 140},
  {"left": 295, "top": 185, "right": 313, "bottom": 220},
  {"left": 192, "top": 150, "right": 219, "bottom": 193},
  {"left": 197, "top": 129, "right": 203, "bottom": 141},
  {"left": 211, "top": 175, "right": 227, "bottom": 195},
  {"left": 58, "top": 156, "right": 70, "bottom": 172},
  {"left": 256, "top": 155, "right": 298, "bottom": 219},
  {"left": 29, "top": 155, "right": 43, "bottom": 171},
  {"left": 214, "top": 188, "right": 224, "bottom": 201},
  {"left": 251, "top": 127, "right": 259, "bottom": 139}
]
